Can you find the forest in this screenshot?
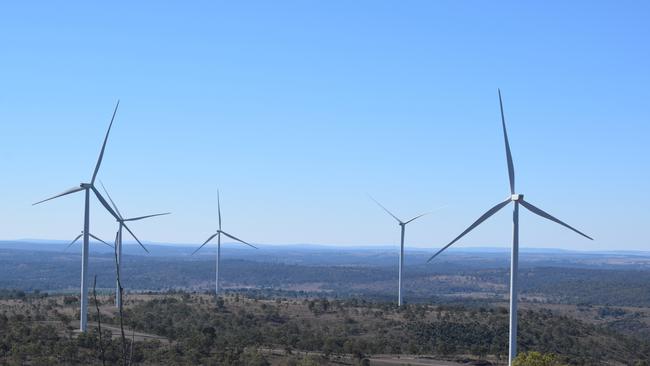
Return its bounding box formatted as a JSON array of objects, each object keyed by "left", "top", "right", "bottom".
[{"left": 2, "top": 246, "right": 650, "bottom": 307}]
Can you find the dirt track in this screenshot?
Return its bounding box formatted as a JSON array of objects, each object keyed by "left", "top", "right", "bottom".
[
  {"left": 84, "top": 322, "right": 171, "bottom": 343},
  {"left": 368, "top": 355, "right": 463, "bottom": 366},
  {"left": 82, "top": 320, "right": 464, "bottom": 366}
]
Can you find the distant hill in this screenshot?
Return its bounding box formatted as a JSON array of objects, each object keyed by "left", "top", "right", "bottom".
[{"left": 3, "top": 239, "right": 649, "bottom": 260}]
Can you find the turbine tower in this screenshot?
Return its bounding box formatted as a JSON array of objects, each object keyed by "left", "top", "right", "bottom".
[
  {"left": 100, "top": 182, "right": 170, "bottom": 308},
  {"left": 192, "top": 190, "right": 257, "bottom": 297},
  {"left": 33, "top": 101, "right": 123, "bottom": 332},
  {"left": 371, "top": 196, "right": 427, "bottom": 307},
  {"left": 427, "top": 90, "right": 592, "bottom": 366}
]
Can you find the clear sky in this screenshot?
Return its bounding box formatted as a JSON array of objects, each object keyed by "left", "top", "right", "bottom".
[{"left": 0, "top": 1, "right": 648, "bottom": 251}]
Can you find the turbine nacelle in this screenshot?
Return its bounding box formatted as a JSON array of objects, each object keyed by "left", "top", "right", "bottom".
[
  {"left": 369, "top": 195, "right": 430, "bottom": 226},
  {"left": 511, "top": 194, "right": 524, "bottom": 201}
]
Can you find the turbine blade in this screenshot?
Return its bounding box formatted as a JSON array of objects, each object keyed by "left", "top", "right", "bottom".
[
  {"left": 369, "top": 195, "right": 402, "bottom": 223},
  {"left": 65, "top": 234, "right": 83, "bottom": 251},
  {"left": 91, "top": 100, "right": 119, "bottom": 184},
  {"left": 124, "top": 212, "right": 171, "bottom": 222},
  {"left": 404, "top": 212, "right": 429, "bottom": 225},
  {"left": 192, "top": 233, "right": 218, "bottom": 255},
  {"left": 99, "top": 181, "right": 123, "bottom": 219},
  {"left": 217, "top": 189, "right": 222, "bottom": 230},
  {"left": 33, "top": 186, "right": 84, "bottom": 205},
  {"left": 123, "top": 223, "right": 150, "bottom": 253},
  {"left": 427, "top": 198, "right": 511, "bottom": 263},
  {"left": 220, "top": 231, "right": 258, "bottom": 249},
  {"left": 89, "top": 233, "right": 113, "bottom": 248},
  {"left": 498, "top": 89, "right": 515, "bottom": 195},
  {"left": 114, "top": 230, "right": 120, "bottom": 250},
  {"left": 519, "top": 200, "right": 593, "bottom": 240},
  {"left": 91, "top": 187, "right": 121, "bottom": 220}
]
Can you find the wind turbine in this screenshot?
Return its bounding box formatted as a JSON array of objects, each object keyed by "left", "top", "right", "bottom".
[
  {"left": 33, "top": 101, "right": 123, "bottom": 332},
  {"left": 371, "top": 196, "right": 427, "bottom": 307},
  {"left": 427, "top": 90, "right": 592, "bottom": 365},
  {"left": 100, "top": 182, "right": 170, "bottom": 308},
  {"left": 192, "top": 190, "right": 257, "bottom": 297}
]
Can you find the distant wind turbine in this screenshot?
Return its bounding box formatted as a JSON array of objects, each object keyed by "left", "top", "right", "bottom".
[
  {"left": 371, "top": 196, "right": 428, "bottom": 307},
  {"left": 100, "top": 182, "right": 170, "bottom": 308},
  {"left": 33, "top": 101, "right": 124, "bottom": 332},
  {"left": 427, "top": 90, "right": 593, "bottom": 366},
  {"left": 192, "top": 190, "right": 257, "bottom": 297}
]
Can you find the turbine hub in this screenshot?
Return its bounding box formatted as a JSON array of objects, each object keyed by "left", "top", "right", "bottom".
[
  {"left": 80, "top": 183, "right": 92, "bottom": 188},
  {"left": 511, "top": 194, "right": 524, "bottom": 201}
]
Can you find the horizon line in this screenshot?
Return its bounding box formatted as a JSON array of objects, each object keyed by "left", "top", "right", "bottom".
[{"left": 2, "top": 239, "right": 649, "bottom": 254}]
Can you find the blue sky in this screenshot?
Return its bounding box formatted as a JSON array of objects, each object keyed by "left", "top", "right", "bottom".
[{"left": 0, "top": 1, "right": 648, "bottom": 250}]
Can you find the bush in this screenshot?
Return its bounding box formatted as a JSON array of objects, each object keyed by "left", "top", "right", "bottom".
[
  {"left": 513, "top": 352, "right": 567, "bottom": 366},
  {"left": 240, "top": 348, "right": 270, "bottom": 366}
]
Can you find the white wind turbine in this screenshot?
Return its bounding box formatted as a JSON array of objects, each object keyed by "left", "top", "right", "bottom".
[
  {"left": 371, "top": 196, "right": 428, "bottom": 307},
  {"left": 33, "top": 101, "right": 123, "bottom": 332},
  {"left": 100, "top": 182, "right": 170, "bottom": 308},
  {"left": 192, "top": 190, "right": 257, "bottom": 297},
  {"left": 427, "top": 90, "right": 593, "bottom": 365}
]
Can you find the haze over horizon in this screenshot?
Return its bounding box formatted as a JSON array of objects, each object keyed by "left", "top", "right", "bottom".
[
  {"left": 1, "top": 1, "right": 648, "bottom": 251},
  {"left": 5, "top": 239, "right": 650, "bottom": 256}
]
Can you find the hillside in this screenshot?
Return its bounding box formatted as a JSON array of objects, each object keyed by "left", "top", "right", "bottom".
[{"left": 1, "top": 292, "right": 649, "bottom": 365}]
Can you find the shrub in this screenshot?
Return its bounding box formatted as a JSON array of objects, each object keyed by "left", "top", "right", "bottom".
[{"left": 513, "top": 351, "right": 568, "bottom": 366}]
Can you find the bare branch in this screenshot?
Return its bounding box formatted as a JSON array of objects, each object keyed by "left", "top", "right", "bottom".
[
  {"left": 93, "top": 275, "right": 106, "bottom": 366},
  {"left": 113, "top": 240, "right": 128, "bottom": 365},
  {"left": 129, "top": 327, "right": 136, "bottom": 366}
]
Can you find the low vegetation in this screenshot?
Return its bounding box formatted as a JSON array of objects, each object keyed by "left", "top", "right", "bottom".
[{"left": 1, "top": 292, "right": 650, "bottom": 365}]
